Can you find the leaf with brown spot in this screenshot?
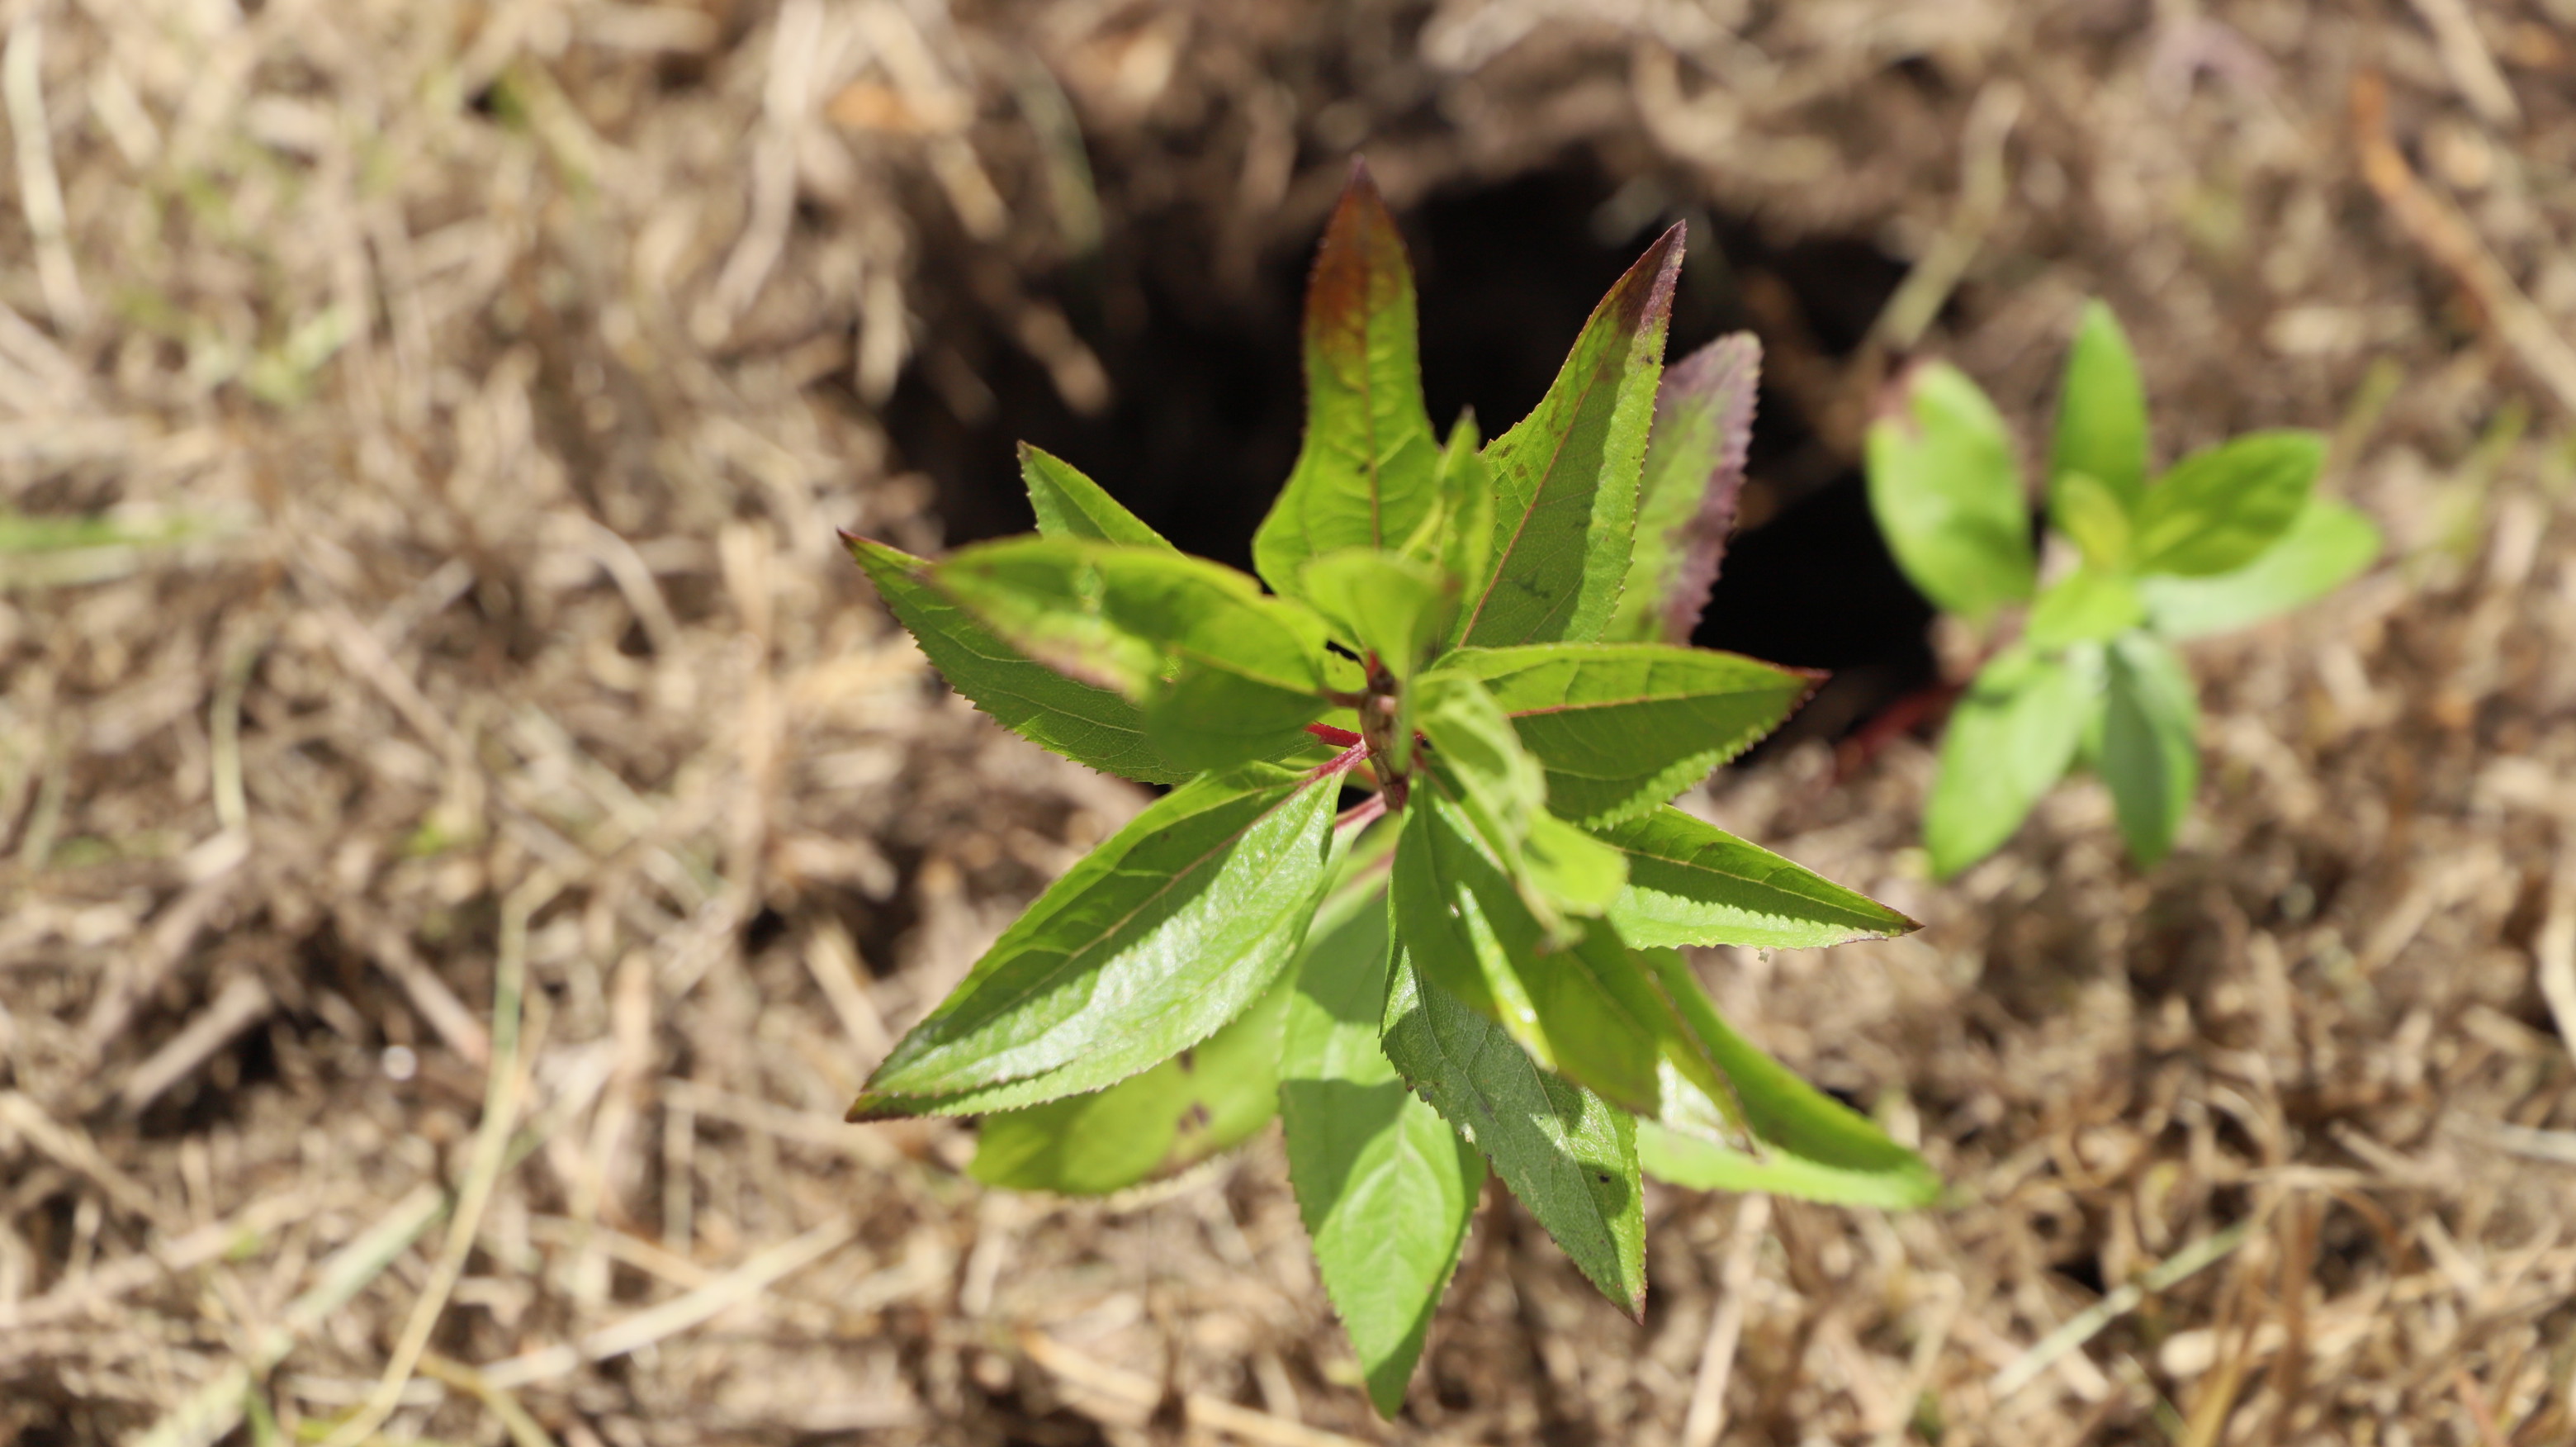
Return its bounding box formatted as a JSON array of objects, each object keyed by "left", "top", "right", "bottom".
[{"left": 1253, "top": 160, "right": 1442, "bottom": 601}]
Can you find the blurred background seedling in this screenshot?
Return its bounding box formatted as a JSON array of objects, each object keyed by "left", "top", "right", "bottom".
[{"left": 1865, "top": 302, "right": 2383, "bottom": 876}]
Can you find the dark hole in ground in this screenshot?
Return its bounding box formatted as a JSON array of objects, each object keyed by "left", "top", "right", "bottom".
[
  {"left": 881, "top": 154, "right": 1936, "bottom": 750},
  {"left": 136, "top": 999, "right": 282, "bottom": 1140},
  {"left": 2054, "top": 1250, "right": 2108, "bottom": 1298}
]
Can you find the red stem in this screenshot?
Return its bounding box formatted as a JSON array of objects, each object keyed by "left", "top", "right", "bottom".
[
  {"left": 1833, "top": 680, "right": 1963, "bottom": 783},
  {"left": 1305, "top": 721, "right": 1363, "bottom": 747},
  {"left": 1336, "top": 793, "right": 1388, "bottom": 831},
  {"left": 1304, "top": 742, "right": 1371, "bottom": 787}
]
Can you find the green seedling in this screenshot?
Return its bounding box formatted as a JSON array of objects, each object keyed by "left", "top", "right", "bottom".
[
  {"left": 843, "top": 163, "right": 1934, "bottom": 1415},
  {"left": 1866, "top": 303, "right": 2381, "bottom": 878},
  {"left": 0, "top": 508, "right": 231, "bottom": 590}
]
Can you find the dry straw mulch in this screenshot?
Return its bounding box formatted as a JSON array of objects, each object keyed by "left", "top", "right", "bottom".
[{"left": 3, "top": 1, "right": 2574, "bottom": 1444}]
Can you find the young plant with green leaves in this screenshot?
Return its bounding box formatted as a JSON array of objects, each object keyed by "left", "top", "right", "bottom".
[
  {"left": 1866, "top": 304, "right": 2381, "bottom": 879},
  {"left": 843, "top": 164, "right": 1934, "bottom": 1415}
]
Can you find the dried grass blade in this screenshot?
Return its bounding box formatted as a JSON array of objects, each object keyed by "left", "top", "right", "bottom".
[
  {"left": 0, "top": 1092, "right": 169, "bottom": 1227},
  {"left": 0, "top": 1188, "right": 310, "bottom": 1332},
  {"left": 476, "top": 1212, "right": 858, "bottom": 1390},
  {"left": 126, "top": 1184, "right": 447, "bottom": 1447},
  {"left": 317, "top": 875, "right": 556, "bottom": 1447},
  {"left": 117, "top": 975, "right": 274, "bottom": 1115},
  {"left": 414, "top": 1353, "right": 561, "bottom": 1447},
  {"left": 2352, "top": 71, "right": 2576, "bottom": 419},
  {"left": 2534, "top": 845, "right": 2576, "bottom": 1072},
  {"left": 3, "top": 16, "right": 85, "bottom": 330},
  {"left": 1017, "top": 1328, "right": 1372, "bottom": 1447},
  {"left": 1991, "top": 1219, "right": 2252, "bottom": 1401},
  {"left": 1683, "top": 1192, "right": 1771, "bottom": 1447}
]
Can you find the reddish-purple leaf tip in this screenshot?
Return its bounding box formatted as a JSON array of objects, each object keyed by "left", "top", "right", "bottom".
[
  {"left": 1654, "top": 333, "right": 1761, "bottom": 643},
  {"left": 1306, "top": 161, "right": 1411, "bottom": 370},
  {"left": 1632, "top": 221, "right": 1686, "bottom": 334}
]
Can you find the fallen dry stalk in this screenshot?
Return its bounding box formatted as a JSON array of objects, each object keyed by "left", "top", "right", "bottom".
[
  {"left": 116, "top": 973, "right": 272, "bottom": 1114},
  {"left": 320, "top": 875, "right": 556, "bottom": 1447},
  {"left": 1683, "top": 1191, "right": 1772, "bottom": 1447},
  {"left": 330, "top": 898, "right": 493, "bottom": 1067},
  {"left": 2534, "top": 839, "right": 2576, "bottom": 1071},
  {"left": 1017, "top": 1327, "right": 1374, "bottom": 1447},
  {"left": 1991, "top": 1220, "right": 2254, "bottom": 1401},
  {"left": 3, "top": 15, "right": 83, "bottom": 331},
  {"left": 0, "top": 1092, "right": 169, "bottom": 1228},
  {"left": 476, "top": 1213, "right": 859, "bottom": 1391},
  {"left": 1870, "top": 80, "right": 2021, "bottom": 353},
  {"left": 128, "top": 1185, "right": 449, "bottom": 1447},
  {"left": 2351, "top": 69, "right": 2576, "bottom": 419},
  {"left": 414, "top": 1353, "right": 561, "bottom": 1447},
  {"left": 0, "top": 1188, "right": 310, "bottom": 1333}
]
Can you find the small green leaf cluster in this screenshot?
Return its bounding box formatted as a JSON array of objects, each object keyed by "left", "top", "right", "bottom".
[
  {"left": 1865, "top": 304, "right": 2382, "bottom": 879},
  {"left": 844, "top": 164, "right": 1934, "bottom": 1415}
]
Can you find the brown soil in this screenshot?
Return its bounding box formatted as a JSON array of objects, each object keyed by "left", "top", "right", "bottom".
[{"left": 4, "top": 2, "right": 2574, "bottom": 1445}]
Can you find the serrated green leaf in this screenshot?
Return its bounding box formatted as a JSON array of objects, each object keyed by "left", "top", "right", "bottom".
[
  {"left": 845, "top": 534, "right": 1191, "bottom": 785},
  {"left": 934, "top": 537, "right": 1350, "bottom": 769},
  {"left": 1280, "top": 882, "right": 1483, "bottom": 1417},
  {"left": 2025, "top": 567, "right": 2147, "bottom": 650},
  {"left": 1380, "top": 952, "right": 1646, "bottom": 1316},
  {"left": 2048, "top": 301, "right": 2149, "bottom": 514},
  {"left": 1539, "top": 922, "right": 1709, "bottom": 1117},
  {"left": 935, "top": 538, "right": 1323, "bottom": 695},
  {"left": 1411, "top": 669, "right": 1546, "bottom": 847},
  {"left": 2140, "top": 498, "right": 2379, "bottom": 639},
  {"left": 855, "top": 787, "right": 1352, "bottom": 1122},
  {"left": 970, "top": 965, "right": 1290, "bottom": 1195},
  {"left": 1461, "top": 226, "right": 1682, "bottom": 648},
  {"left": 1300, "top": 548, "right": 1457, "bottom": 681},
  {"left": 1254, "top": 164, "right": 1442, "bottom": 600},
  {"left": 1613, "top": 333, "right": 1759, "bottom": 643},
  {"left": 1413, "top": 415, "right": 1495, "bottom": 640},
  {"left": 1391, "top": 790, "right": 1657, "bottom": 1111},
  {"left": 859, "top": 761, "right": 1339, "bottom": 1105},
  {"left": 2133, "top": 430, "right": 2323, "bottom": 577},
  {"left": 1865, "top": 362, "right": 2036, "bottom": 622},
  {"left": 1020, "top": 444, "right": 1179, "bottom": 551},
  {"left": 1387, "top": 789, "right": 1553, "bottom": 1064},
  {"left": 1598, "top": 806, "right": 1916, "bottom": 950},
  {"left": 2050, "top": 470, "right": 2134, "bottom": 572},
  {"left": 2101, "top": 631, "right": 2198, "bottom": 866},
  {"left": 1517, "top": 811, "right": 1628, "bottom": 919},
  {"left": 1144, "top": 663, "right": 1335, "bottom": 774},
  {"left": 1636, "top": 947, "right": 1939, "bottom": 1208},
  {"left": 1409, "top": 673, "right": 1627, "bottom": 929},
  {"left": 1433, "top": 643, "right": 1813, "bottom": 828},
  {"left": 1924, "top": 646, "right": 2095, "bottom": 879}
]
